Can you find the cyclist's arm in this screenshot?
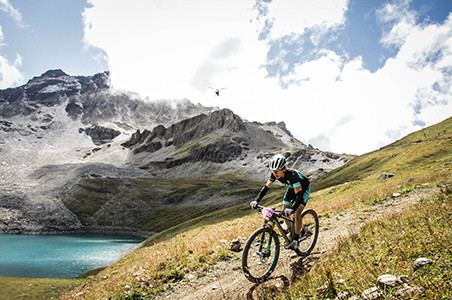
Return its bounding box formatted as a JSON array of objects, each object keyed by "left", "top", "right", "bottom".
[
  {"left": 255, "top": 180, "right": 273, "bottom": 204},
  {"left": 291, "top": 185, "right": 304, "bottom": 211}
]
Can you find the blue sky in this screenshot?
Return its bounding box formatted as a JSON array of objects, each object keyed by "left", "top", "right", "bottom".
[
  {"left": 1, "top": 0, "right": 451, "bottom": 155},
  {"left": 0, "top": 0, "right": 107, "bottom": 81}
]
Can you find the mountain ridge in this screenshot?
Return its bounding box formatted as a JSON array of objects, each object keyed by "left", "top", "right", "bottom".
[{"left": 0, "top": 69, "right": 351, "bottom": 234}]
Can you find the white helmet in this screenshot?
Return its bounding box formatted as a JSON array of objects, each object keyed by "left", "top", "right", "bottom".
[{"left": 269, "top": 154, "right": 287, "bottom": 171}]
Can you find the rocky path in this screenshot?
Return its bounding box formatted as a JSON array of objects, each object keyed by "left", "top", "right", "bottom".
[{"left": 154, "top": 187, "right": 437, "bottom": 300}]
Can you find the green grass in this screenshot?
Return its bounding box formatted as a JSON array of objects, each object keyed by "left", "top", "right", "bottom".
[
  {"left": 272, "top": 186, "right": 451, "bottom": 300},
  {"left": 313, "top": 117, "right": 452, "bottom": 192},
  {"left": 141, "top": 185, "right": 284, "bottom": 246},
  {"left": 62, "top": 177, "right": 121, "bottom": 224},
  {"left": 0, "top": 277, "right": 85, "bottom": 300},
  {"left": 62, "top": 173, "right": 263, "bottom": 232}
]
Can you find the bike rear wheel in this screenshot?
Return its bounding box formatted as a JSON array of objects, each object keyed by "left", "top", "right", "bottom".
[
  {"left": 294, "top": 209, "right": 319, "bottom": 256},
  {"left": 242, "top": 227, "right": 280, "bottom": 283}
]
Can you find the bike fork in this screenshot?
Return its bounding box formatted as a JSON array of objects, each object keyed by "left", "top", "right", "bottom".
[{"left": 257, "top": 231, "right": 272, "bottom": 258}]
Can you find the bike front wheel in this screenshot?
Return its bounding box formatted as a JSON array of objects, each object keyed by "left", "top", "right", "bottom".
[
  {"left": 294, "top": 209, "right": 319, "bottom": 256},
  {"left": 242, "top": 227, "right": 280, "bottom": 283}
]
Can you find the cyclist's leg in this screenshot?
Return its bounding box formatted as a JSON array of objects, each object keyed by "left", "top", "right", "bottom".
[
  {"left": 282, "top": 189, "right": 295, "bottom": 228},
  {"left": 282, "top": 203, "right": 292, "bottom": 228},
  {"left": 294, "top": 186, "right": 311, "bottom": 235},
  {"left": 294, "top": 204, "right": 305, "bottom": 235}
]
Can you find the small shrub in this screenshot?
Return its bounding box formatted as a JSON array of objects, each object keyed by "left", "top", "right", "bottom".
[{"left": 216, "top": 248, "right": 232, "bottom": 262}]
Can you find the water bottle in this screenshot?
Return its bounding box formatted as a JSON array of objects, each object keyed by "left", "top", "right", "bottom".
[{"left": 279, "top": 220, "right": 288, "bottom": 232}]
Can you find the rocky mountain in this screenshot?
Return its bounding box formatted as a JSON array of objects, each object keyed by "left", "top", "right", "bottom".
[
  {"left": 121, "top": 108, "right": 349, "bottom": 181},
  {"left": 0, "top": 69, "right": 213, "bottom": 143},
  {"left": 0, "top": 70, "right": 351, "bottom": 235}
]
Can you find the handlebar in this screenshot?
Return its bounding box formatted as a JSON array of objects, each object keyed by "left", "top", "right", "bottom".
[
  {"left": 254, "top": 204, "right": 281, "bottom": 213},
  {"left": 254, "top": 204, "right": 291, "bottom": 221}
]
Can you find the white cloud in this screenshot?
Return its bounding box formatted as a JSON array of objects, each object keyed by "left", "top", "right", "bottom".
[
  {"left": 418, "top": 101, "right": 452, "bottom": 127},
  {"left": 82, "top": 0, "right": 452, "bottom": 155},
  {"left": 0, "top": 0, "right": 25, "bottom": 27},
  {"left": 255, "top": 0, "right": 349, "bottom": 40},
  {"left": 0, "top": 1, "right": 25, "bottom": 88},
  {"left": 377, "top": 0, "right": 417, "bottom": 48},
  {"left": 83, "top": 0, "right": 263, "bottom": 100},
  {"left": 0, "top": 54, "right": 24, "bottom": 89},
  {"left": 297, "top": 13, "right": 451, "bottom": 154}
]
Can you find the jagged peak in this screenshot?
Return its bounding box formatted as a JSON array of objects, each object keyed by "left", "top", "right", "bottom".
[
  {"left": 41, "top": 69, "right": 68, "bottom": 78},
  {"left": 276, "top": 121, "right": 293, "bottom": 137},
  {"left": 208, "top": 108, "right": 245, "bottom": 132},
  {"left": 25, "top": 69, "right": 76, "bottom": 87}
]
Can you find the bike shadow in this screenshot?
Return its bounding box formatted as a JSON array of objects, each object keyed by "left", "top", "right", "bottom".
[
  {"left": 246, "top": 253, "right": 320, "bottom": 299},
  {"left": 290, "top": 251, "right": 321, "bottom": 279}
]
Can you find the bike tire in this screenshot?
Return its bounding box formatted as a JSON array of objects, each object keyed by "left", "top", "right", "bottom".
[
  {"left": 242, "top": 226, "right": 280, "bottom": 283},
  {"left": 294, "top": 209, "right": 319, "bottom": 256}
]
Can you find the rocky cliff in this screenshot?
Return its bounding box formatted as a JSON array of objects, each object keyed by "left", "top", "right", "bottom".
[{"left": 122, "top": 108, "right": 349, "bottom": 181}]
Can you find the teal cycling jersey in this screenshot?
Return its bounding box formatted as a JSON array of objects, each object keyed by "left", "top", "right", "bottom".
[
  {"left": 269, "top": 168, "right": 309, "bottom": 191},
  {"left": 270, "top": 168, "right": 310, "bottom": 209}
]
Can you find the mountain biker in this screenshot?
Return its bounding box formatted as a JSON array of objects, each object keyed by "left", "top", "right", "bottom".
[{"left": 250, "top": 154, "right": 310, "bottom": 250}]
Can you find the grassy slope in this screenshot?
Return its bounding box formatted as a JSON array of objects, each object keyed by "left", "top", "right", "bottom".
[
  {"left": 5, "top": 117, "right": 452, "bottom": 299},
  {"left": 63, "top": 173, "right": 262, "bottom": 233},
  {"left": 276, "top": 187, "right": 452, "bottom": 300},
  {"left": 314, "top": 116, "right": 452, "bottom": 192},
  {"left": 0, "top": 277, "right": 85, "bottom": 300},
  {"left": 308, "top": 116, "right": 452, "bottom": 215}
]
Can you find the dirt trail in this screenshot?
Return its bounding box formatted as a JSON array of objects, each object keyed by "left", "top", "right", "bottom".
[{"left": 155, "top": 187, "right": 437, "bottom": 300}]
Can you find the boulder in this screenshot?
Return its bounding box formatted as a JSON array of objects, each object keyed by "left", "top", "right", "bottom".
[
  {"left": 376, "top": 274, "right": 403, "bottom": 288},
  {"left": 362, "top": 287, "right": 382, "bottom": 300},
  {"left": 377, "top": 173, "right": 395, "bottom": 180},
  {"left": 229, "top": 238, "right": 242, "bottom": 252},
  {"left": 335, "top": 291, "right": 349, "bottom": 300},
  {"left": 80, "top": 126, "right": 121, "bottom": 145},
  {"left": 395, "top": 285, "right": 425, "bottom": 297},
  {"left": 414, "top": 257, "right": 433, "bottom": 270}
]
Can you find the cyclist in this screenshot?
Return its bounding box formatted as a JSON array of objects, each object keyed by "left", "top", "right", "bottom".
[{"left": 250, "top": 154, "right": 310, "bottom": 250}]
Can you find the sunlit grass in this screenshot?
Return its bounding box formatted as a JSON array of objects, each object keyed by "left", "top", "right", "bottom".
[
  {"left": 0, "top": 277, "right": 85, "bottom": 300},
  {"left": 59, "top": 183, "right": 451, "bottom": 299},
  {"left": 273, "top": 186, "right": 452, "bottom": 300},
  {"left": 60, "top": 213, "right": 265, "bottom": 299}
]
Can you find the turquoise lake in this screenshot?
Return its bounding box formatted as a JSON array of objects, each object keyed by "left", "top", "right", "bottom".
[{"left": 0, "top": 233, "right": 145, "bottom": 278}]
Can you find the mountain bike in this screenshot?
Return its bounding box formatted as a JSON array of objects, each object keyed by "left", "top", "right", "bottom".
[{"left": 242, "top": 205, "right": 319, "bottom": 283}]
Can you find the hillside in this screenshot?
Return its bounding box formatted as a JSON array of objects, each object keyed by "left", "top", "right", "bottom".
[
  {"left": 61, "top": 174, "right": 260, "bottom": 234},
  {"left": 313, "top": 116, "right": 452, "bottom": 192},
  {"left": 31, "top": 116, "right": 449, "bottom": 299}
]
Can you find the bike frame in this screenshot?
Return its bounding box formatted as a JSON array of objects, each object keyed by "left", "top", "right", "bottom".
[{"left": 259, "top": 206, "right": 294, "bottom": 246}]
